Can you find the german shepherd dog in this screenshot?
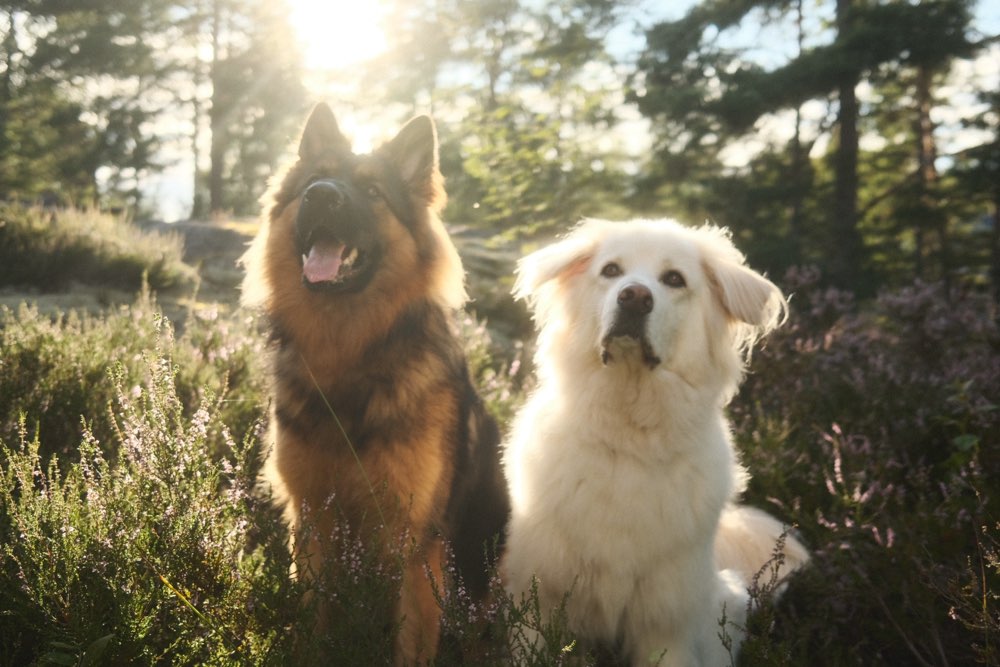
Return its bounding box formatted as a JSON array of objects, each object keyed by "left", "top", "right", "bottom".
[{"left": 241, "top": 103, "right": 509, "bottom": 664}]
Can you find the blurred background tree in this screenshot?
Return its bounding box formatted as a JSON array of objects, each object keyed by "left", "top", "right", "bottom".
[
  {"left": 0, "top": 0, "right": 304, "bottom": 216},
  {"left": 187, "top": 0, "right": 305, "bottom": 216},
  {"left": 366, "top": 0, "right": 631, "bottom": 240},
  {"left": 0, "top": 0, "right": 997, "bottom": 295},
  {"left": 0, "top": 0, "right": 172, "bottom": 207},
  {"left": 631, "top": 0, "right": 987, "bottom": 293}
]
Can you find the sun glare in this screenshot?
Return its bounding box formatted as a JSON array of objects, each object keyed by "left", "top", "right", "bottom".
[{"left": 287, "top": 0, "right": 387, "bottom": 70}]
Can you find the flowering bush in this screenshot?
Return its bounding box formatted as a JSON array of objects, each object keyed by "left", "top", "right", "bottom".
[
  {"left": 460, "top": 312, "right": 529, "bottom": 426},
  {"left": 0, "top": 287, "right": 267, "bottom": 463},
  {"left": 733, "top": 269, "right": 1000, "bottom": 665},
  {"left": 0, "top": 298, "right": 572, "bottom": 665},
  {"left": 2, "top": 269, "right": 997, "bottom": 664},
  {"left": 0, "top": 344, "right": 297, "bottom": 664}
]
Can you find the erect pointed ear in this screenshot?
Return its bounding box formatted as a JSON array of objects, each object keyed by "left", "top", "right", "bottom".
[
  {"left": 298, "top": 102, "right": 352, "bottom": 160},
  {"left": 380, "top": 115, "right": 443, "bottom": 204},
  {"left": 704, "top": 256, "right": 786, "bottom": 332},
  {"left": 514, "top": 220, "right": 605, "bottom": 303}
]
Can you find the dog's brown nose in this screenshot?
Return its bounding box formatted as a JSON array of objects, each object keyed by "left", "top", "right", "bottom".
[{"left": 617, "top": 283, "right": 653, "bottom": 315}]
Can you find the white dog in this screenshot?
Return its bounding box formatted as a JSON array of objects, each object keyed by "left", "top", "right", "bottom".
[{"left": 502, "top": 218, "right": 808, "bottom": 666}]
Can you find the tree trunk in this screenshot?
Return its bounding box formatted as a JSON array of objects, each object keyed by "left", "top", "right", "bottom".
[
  {"left": 208, "top": 0, "right": 226, "bottom": 215},
  {"left": 0, "top": 9, "right": 18, "bottom": 185},
  {"left": 787, "top": 0, "right": 806, "bottom": 265},
  {"left": 914, "top": 65, "right": 950, "bottom": 290},
  {"left": 830, "top": 0, "right": 865, "bottom": 292},
  {"left": 188, "top": 0, "right": 207, "bottom": 220},
  {"left": 992, "top": 160, "right": 1000, "bottom": 313},
  {"left": 1, "top": 9, "right": 14, "bottom": 103},
  {"left": 192, "top": 95, "right": 206, "bottom": 219}
]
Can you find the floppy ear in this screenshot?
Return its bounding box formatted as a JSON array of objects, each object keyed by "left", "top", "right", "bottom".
[
  {"left": 298, "top": 102, "right": 352, "bottom": 160},
  {"left": 514, "top": 229, "right": 598, "bottom": 303},
  {"left": 381, "top": 115, "right": 444, "bottom": 208},
  {"left": 704, "top": 257, "right": 786, "bottom": 332}
]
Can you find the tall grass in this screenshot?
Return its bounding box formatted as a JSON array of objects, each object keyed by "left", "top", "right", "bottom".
[
  {"left": 0, "top": 288, "right": 266, "bottom": 464},
  {"left": 0, "top": 204, "right": 196, "bottom": 291}
]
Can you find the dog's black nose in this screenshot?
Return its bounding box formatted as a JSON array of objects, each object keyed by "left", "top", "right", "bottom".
[
  {"left": 300, "top": 180, "right": 344, "bottom": 215},
  {"left": 617, "top": 283, "right": 653, "bottom": 316}
]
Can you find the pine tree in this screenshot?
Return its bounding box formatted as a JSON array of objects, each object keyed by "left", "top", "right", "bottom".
[{"left": 633, "top": 0, "right": 979, "bottom": 292}]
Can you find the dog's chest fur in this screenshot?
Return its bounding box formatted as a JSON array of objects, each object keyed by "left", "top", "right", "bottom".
[{"left": 505, "top": 368, "right": 737, "bottom": 638}]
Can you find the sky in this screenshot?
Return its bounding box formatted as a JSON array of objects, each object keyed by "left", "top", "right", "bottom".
[{"left": 142, "top": 0, "right": 1000, "bottom": 222}]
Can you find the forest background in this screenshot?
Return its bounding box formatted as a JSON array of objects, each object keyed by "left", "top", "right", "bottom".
[
  {"left": 3, "top": 0, "right": 999, "bottom": 294},
  {"left": 1, "top": 0, "right": 999, "bottom": 665}
]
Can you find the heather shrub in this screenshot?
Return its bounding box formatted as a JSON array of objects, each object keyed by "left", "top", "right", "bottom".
[
  {"left": 732, "top": 269, "right": 1000, "bottom": 665},
  {"left": 8, "top": 254, "right": 998, "bottom": 663},
  {"left": 0, "top": 204, "right": 197, "bottom": 292},
  {"left": 0, "top": 298, "right": 581, "bottom": 665},
  {"left": 943, "top": 520, "right": 1000, "bottom": 664},
  {"left": 0, "top": 335, "right": 578, "bottom": 666},
  {"left": 0, "top": 355, "right": 299, "bottom": 664},
  {"left": 0, "top": 289, "right": 268, "bottom": 463},
  {"left": 287, "top": 510, "right": 582, "bottom": 665},
  {"left": 460, "top": 312, "right": 529, "bottom": 426}
]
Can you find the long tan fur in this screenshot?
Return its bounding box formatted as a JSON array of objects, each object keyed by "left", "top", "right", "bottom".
[{"left": 242, "top": 103, "right": 508, "bottom": 664}]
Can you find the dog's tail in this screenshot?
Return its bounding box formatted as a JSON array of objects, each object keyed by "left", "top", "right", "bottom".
[{"left": 715, "top": 505, "right": 809, "bottom": 592}]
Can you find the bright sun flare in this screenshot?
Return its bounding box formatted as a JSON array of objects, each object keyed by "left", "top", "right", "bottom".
[{"left": 286, "top": 0, "right": 388, "bottom": 70}]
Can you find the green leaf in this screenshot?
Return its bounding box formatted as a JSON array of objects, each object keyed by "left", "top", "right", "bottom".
[
  {"left": 952, "top": 434, "right": 979, "bottom": 452},
  {"left": 80, "top": 634, "right": 115, "bottom": 667},
  {"left": 39, "top": 652, "right": 76, "bottom": 666}
]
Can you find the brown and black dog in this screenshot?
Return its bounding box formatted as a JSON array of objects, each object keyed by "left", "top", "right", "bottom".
[{"left": 241, "top": 103, "right": 509, "bottom": 664}]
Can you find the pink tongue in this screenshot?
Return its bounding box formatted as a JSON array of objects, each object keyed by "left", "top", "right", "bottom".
[{"left": 303, "top": 240, "right": 346, "bottom": 283}]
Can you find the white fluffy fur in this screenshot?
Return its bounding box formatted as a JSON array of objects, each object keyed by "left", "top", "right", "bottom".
[{"left": 503, "top": 218, "right": 808, "bottom": 666}]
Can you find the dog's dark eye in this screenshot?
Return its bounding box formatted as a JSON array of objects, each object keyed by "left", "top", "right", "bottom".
[
  {"left": 600, "top": 262, "right": 622, "bottom": 278},
  {"left": 660, "top": 270, "right": 686, "bottom": 288},
  {"left": 365, "top": 184, "right": 382, "bottom": 200}
]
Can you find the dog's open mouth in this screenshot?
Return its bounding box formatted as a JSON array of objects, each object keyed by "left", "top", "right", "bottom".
[
  {"left": 301, "top": 237, "right": 372, "bottom": 291},
  {"left": 294, "top": 178, "right": 380, "bottom": 293},
  {"left": 601, "top": 329, "right": 661, "bottom": 370}
]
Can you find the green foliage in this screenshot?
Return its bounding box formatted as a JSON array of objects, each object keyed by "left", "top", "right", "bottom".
[
  {"left": 0, "top": 1, "right": 179, "bottom": 209},
  {"left": 732, "top": 271, "right": 1000, "bottom": 665},
  {"left": 632, "top": 0, "right": 994, "bottom": 294},
  {"left": 0, "top": 288, "right": 265, "bottom": 464},
  {"left": 0, "top": 204, "right": 197, "bottom": 292},
  {"left": 0, "top": 305, "right": 581, "bottom": 664},
  {"left": 447, "top": 103, "right": 628, "bottom": 240},
  {"left": 0, "top": 82, "right": 99, "bottom": 203},
  {"left": 0, "top": 350, "right": 298, "bottom": 665},
  {"left": 0, "top": 1, "right": 305, "bottom": 216},
  {"left": 369, "top": 0, "right": 630, "bottom": 241}
]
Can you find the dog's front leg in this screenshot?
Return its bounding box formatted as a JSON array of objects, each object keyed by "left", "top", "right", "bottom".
[{"left": 394, "top": 537, "right": 444, "bottom": 666}]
